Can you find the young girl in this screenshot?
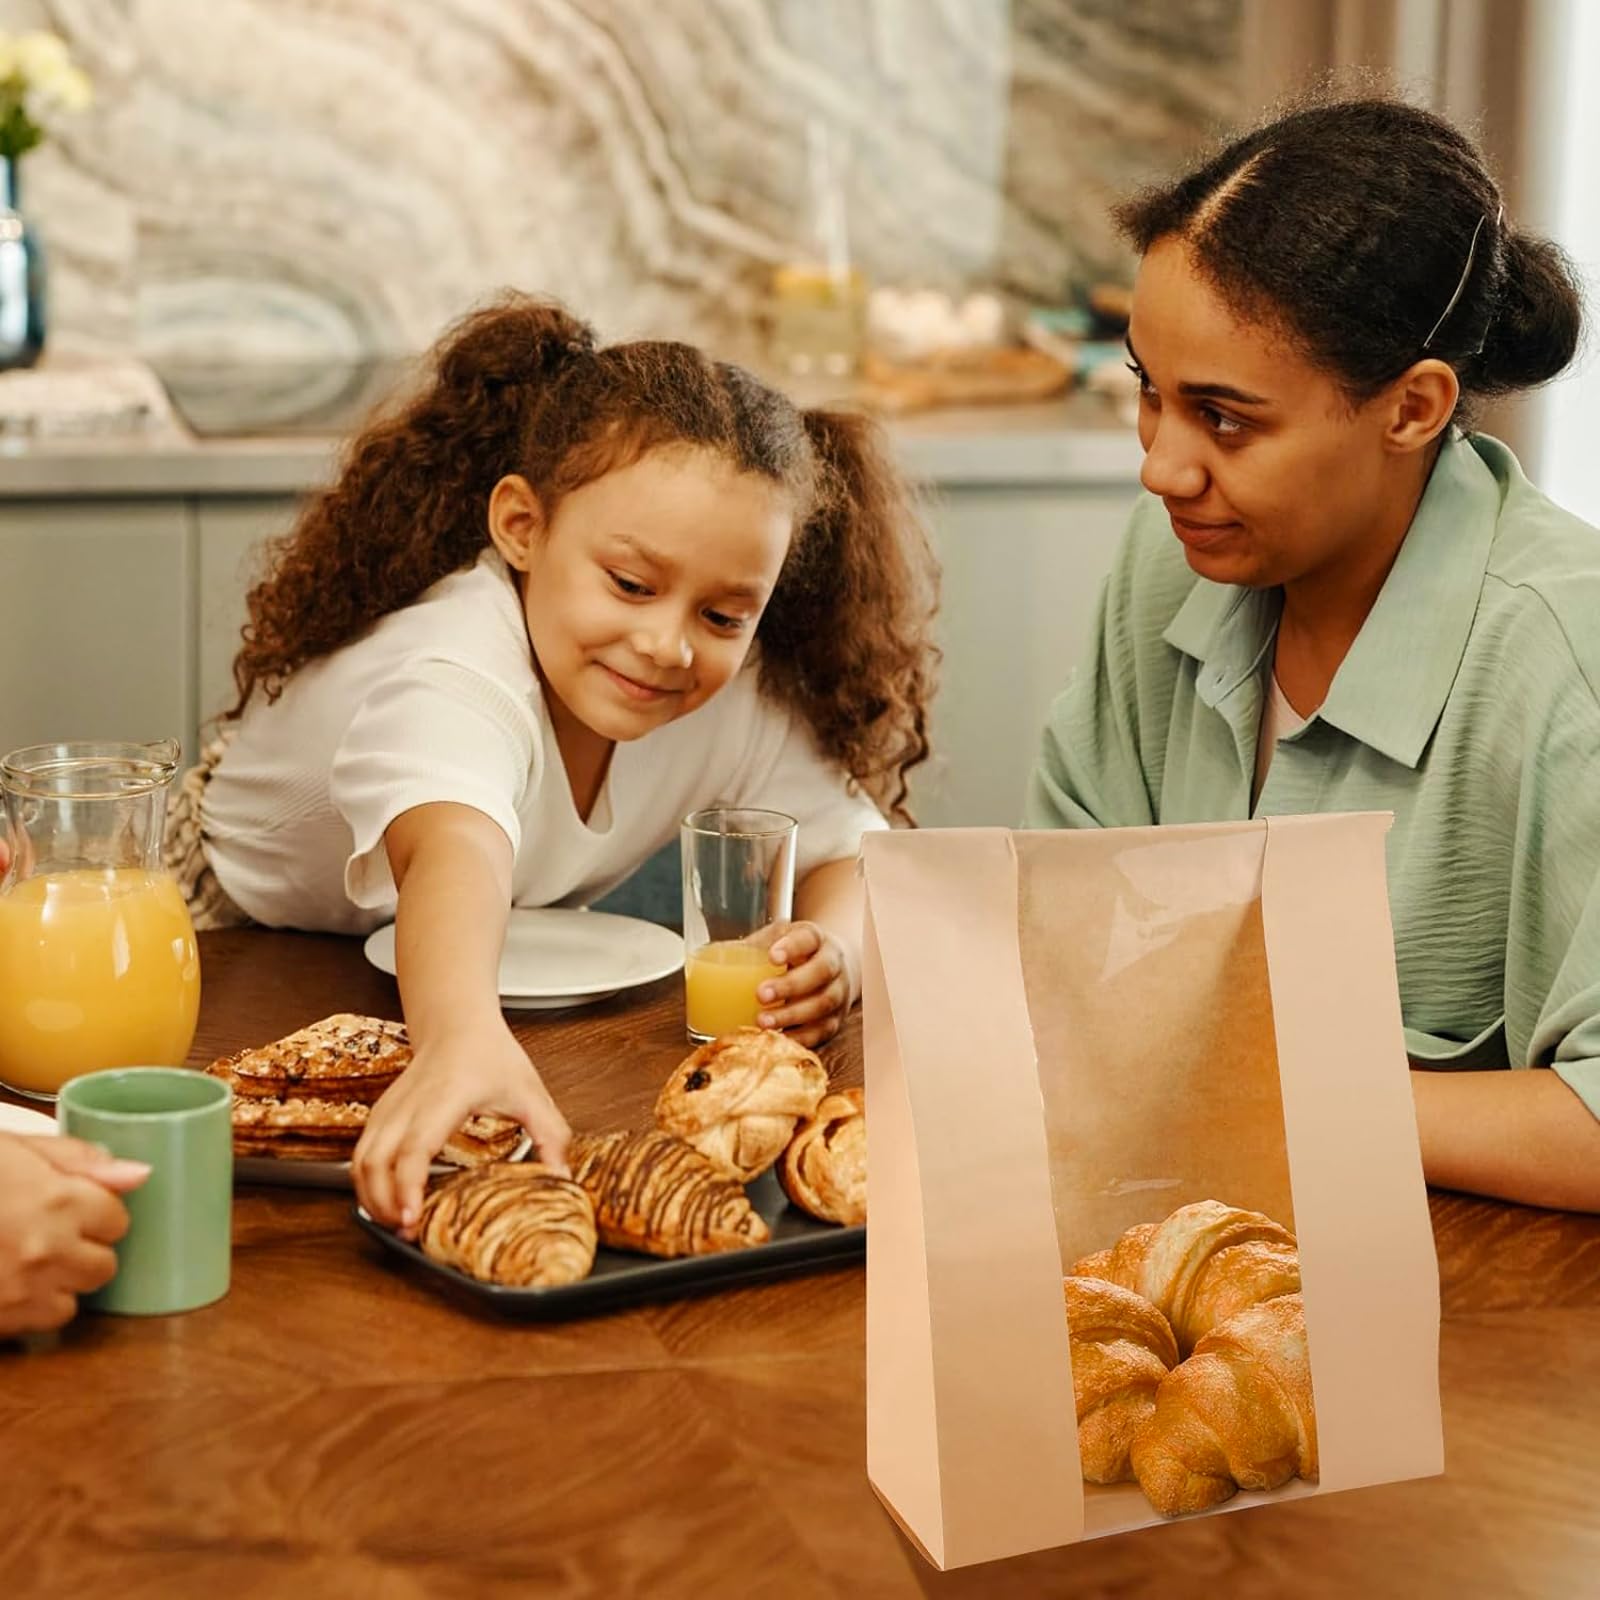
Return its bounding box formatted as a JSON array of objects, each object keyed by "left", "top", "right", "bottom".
[
  {"left": 193, "top": 296, "right": 938, "bottom": 1231},
  {"left": 1027, "top": 94, "right": 1600, "bottom": 1212}
]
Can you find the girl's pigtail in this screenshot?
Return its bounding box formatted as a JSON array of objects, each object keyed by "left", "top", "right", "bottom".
[
  {"left": 229, "top": 294, "right": 594, "bottom": 715},
  {"left": 757, "top": 409, "right": 940, "bottom": 824}
]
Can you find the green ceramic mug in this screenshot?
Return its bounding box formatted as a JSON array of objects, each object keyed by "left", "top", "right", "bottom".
[{"left": 56, "top": 1067, "right": 232, "bottom": 1315}]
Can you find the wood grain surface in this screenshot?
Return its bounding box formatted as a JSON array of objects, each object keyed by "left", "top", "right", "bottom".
[{"left": 3, "top": 928, "right": 1597, "bottom": 1600}]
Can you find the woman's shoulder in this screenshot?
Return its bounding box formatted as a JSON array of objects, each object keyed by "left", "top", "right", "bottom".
[{"left": 1473, "top": 436, "right": 1600, "bottom": 704}]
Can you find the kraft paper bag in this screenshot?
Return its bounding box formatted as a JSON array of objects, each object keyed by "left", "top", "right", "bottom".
[{"left": 861, "top": 815, "right": 1443, "bottom": 1571}]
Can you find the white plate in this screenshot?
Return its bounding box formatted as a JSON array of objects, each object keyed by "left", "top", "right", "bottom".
[
  {"left": 363, "top": 907, "right": 684, "bottom": 1011},
  {"left": 0, "top": 1103, "right": 57, "bottom": 1137}
]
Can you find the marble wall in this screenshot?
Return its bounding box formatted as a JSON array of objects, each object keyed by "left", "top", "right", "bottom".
[{"left": 15, "top": 0, "right": 1243, "bottom": 369}]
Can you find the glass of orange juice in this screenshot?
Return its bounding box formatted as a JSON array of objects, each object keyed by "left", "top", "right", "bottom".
[
  {"left": 680, "top": 807, "right": 798, "bottom": 1044},
  {"left": 0, "top": 740, "right": 200, "bottom": 1100}
]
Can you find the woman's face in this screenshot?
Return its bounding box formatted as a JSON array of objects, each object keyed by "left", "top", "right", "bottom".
[
  {"left": 496, "top": 446, "right": 794, "bottom": 744},
  {"left": 1127, "top": 236, "right": 1414, "bottom": 591}
]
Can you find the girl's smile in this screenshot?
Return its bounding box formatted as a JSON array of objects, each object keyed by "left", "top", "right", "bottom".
[{"left": 596, "top": 660, "right": 684, "bottom": 704}]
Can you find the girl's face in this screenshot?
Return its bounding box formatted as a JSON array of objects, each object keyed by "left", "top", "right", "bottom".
[
  {"left": 492, "top": 446, "right": 794, "bottom": 743},
  {"left": 1127, "top": 237, "right": 1434, "bottom": 591}
]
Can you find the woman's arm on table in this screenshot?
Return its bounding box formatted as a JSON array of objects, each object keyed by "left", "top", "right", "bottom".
[
  {"left": 352, "top": 801, "right": 571, "bottom": 1232},
  {"left": 1410, "top": 1067, "right": 1600, "bottom": 1212}
]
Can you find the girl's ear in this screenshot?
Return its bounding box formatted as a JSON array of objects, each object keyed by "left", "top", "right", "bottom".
[{"left": 487, "top": 474, "right": 547, "bottom": 571}]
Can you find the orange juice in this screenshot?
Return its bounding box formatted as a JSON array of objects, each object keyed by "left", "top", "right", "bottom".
[
  {"left": 0, "top": 867, "right": 200, "bottom": 1095},
  {"left": 684, "top": 940, "right": 785, "bottom": 1040}
]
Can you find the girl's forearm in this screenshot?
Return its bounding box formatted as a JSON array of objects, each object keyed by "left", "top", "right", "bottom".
[
  {"left": 1411, "top": 1066, "right": 1600, "bottom": 1212},
  {"left": 794, "top": 856, "right": 866, "bottom": 1002},
  {"left": 386, "top": 803, "right": 514, "bottom": 1046}
]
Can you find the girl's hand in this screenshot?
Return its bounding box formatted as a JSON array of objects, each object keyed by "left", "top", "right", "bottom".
[
  {"left": 756, "top": 922, "right": 852, "bottom": 1048},
  {"left": 352, "top": 1021, "right": 571, "bottom": 1237}
]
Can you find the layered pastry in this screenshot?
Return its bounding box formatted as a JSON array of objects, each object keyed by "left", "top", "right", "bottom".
[
  {"left": 1063, "top": 1275, "right": 1180, "bottom": 1485},
  {"left": 418, "top": 1162, "right": 597, "bottom": 1288},
  {"left": 1068, "top": 1199, "right": 1317, "bottom": 1516},
  {"left": 1070, "top": 1199, "right": 1301, "bottom": 1354},
  {"left": 208, "top": 1013, "right": 411, "bottom": 1105},
  {"left": 206, "top": 1014, "right": 523, "bottom": 1167},
  {"left": 654, "top": 1026, "right": 829, "bottom": 1182},
  {"left": 1130, "top": 1292, "right": 1318, "bottom": 1516},
  {"left": 777, "top": 1086, "right": 866, "bottom": 1225},
  {"left": 571, "top": 1128, "right": 771, "bottom": 1257}
]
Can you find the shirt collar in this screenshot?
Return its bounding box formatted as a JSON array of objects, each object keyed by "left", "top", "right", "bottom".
[{"left": 1162, "top": 432, "right": 1501, "bottom": 766}]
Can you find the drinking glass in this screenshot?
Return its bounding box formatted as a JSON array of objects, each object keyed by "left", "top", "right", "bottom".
[{"left": 680, "top": 807, "right": 798, "bottom": 1044}]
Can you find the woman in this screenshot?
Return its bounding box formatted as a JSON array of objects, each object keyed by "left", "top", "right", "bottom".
[{"left": 1027, "top": 96, "right": 1600, "bottom": 1211}]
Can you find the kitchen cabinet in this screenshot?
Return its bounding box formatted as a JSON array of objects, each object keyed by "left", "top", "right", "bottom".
[
  {"left": 910, "top": 483, "right": 1129, "bottom": 826},
  {"left": 196, "top": 498, "right": 301, "bottom": 733},
  {"left": 0, "top": 499, "right": 197, "bottom": 763}
]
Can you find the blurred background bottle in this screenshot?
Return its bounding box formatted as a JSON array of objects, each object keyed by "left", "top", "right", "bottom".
[{"left": 769, "top": 119, "right": 866, "bottom": 379}]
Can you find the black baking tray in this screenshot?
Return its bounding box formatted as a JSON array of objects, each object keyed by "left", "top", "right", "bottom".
[{"left": 353, "top": 1169, "right": 865, "bottom": 1319}]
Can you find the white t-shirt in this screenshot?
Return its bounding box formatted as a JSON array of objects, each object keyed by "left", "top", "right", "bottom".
[{"left": 201, "top": 549, "right": 888, "bottom": 933}]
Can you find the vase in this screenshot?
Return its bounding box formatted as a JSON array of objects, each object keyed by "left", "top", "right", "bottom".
[{"left": 0, "top": 155, "right": 46, "bottom": 371}]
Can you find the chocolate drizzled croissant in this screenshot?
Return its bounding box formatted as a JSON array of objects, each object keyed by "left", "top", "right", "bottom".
[
  {"left": 418, "top": 1163, "right": 596, "bottom": 1288},
  {"left": 571, "top": 1129, "right": 771, "bottom": 1258}
]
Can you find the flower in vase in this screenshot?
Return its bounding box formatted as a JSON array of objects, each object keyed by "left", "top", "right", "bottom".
[{"left": 0, "top": 30, "right": 94, "bottom": 161}]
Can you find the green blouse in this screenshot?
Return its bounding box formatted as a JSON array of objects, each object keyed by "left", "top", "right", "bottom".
[{"left": 1026, "top": 432, "right": 1600, "bottom": 1119}]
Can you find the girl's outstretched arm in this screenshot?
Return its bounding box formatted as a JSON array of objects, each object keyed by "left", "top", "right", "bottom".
[{"left": 353, "top": 802, "right": 571, "bottom": 1233}]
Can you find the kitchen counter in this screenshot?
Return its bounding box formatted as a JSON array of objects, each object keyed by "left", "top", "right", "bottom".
[{"left": 0, "top": 392, "right": 1142, "bottom": 498}]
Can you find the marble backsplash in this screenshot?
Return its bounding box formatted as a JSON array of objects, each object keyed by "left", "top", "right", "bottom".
[{"left": 14, "top": 0, "right": 1242, "bottom": 370}]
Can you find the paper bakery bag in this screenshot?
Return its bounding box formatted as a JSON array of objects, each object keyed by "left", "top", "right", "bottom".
[{"left": 861, "top": 815, "right": 1442, "bottom": 1570}]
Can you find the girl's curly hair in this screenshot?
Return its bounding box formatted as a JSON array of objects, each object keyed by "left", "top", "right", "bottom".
[{"left": 229, "top": 293, "right": 939, "bottom": 821}]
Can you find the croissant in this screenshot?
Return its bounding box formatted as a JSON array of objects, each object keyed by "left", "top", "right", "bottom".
[
  {"left": 417, "top": 1163, "right": 596, "bottom": 1288},
  {"left": 571, "top": 1129, "right": 771, "bottom": 1257},
  {"left": 654, "top": 1027, "right": 829, "bottom": 1181},
  {"left": 1130, "top": 1292, "right": 1317, "bottom": 1517},
  {"left": 1063, "top": 1275, "right": 1180, "bottom": 1484},
  {"left": 1070, "top": 1200, "right": 1300, "bottom": 1354},
  {"left": 778, "top": 1087, "right": 866, "bottom": 1225}
]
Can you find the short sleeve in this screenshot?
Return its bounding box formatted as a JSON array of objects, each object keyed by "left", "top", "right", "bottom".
[
  {"left": 1523, "top": 792, "right": 1600, "bottom": 1121},
  {"left": 329, "top": 656, "right": 540, "bottom": 911},
  {"left": 1510, "top": 658, "right": 1600, "bottom": 1120}
]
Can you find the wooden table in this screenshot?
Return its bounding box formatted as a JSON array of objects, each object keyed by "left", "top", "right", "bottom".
[{"left": 3, "top": 930, "right": 1598, "bottom": 1599}]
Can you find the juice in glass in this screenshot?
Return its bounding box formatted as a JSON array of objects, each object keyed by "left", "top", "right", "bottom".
[
  {"left": 0, "top": 866, "right": 201, "bottom": 1096},
  {"left": 684, "top": 940, "right": 785, "bottom": 1041}
]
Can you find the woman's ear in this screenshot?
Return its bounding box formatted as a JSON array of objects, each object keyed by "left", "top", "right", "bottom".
[
  {"left": 487, "top": 474, "right": 546, "bottom": 571},
  {"left": 1384, "top": 359, "right": 1460, "bottom": 454}
]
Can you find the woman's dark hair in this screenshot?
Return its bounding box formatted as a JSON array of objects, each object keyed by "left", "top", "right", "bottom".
[
  {"left": 1114, "top": 94, "right": 1584, "bottom": 416},
  {"left": 228, "top": 294, "right": 939, "bottom": 822}
]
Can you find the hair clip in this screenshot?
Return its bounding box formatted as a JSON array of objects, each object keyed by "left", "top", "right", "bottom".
[{"left": 1421, "top": 203, "right": 1503, "bottom": 351}]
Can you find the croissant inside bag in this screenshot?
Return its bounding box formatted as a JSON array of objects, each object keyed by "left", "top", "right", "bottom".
[{"left": 860, "top": 815, "right": 1442, "bottom": 1571}]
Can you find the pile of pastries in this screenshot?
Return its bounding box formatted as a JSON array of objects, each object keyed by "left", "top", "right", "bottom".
[
  {"left": 334, "top": 1021, "right": 864, "bottom": 1291},
  {"left": 205, "top": 1013, "right": 526, "bottom": 1168},
  {"left": 1064, "top": 1199, "right": 1316, "bottom": 1518}
]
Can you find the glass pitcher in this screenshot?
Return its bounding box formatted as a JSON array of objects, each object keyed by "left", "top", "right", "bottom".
[{"left": 0, "top": 740, "right": 201, "bottom": 1100}]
